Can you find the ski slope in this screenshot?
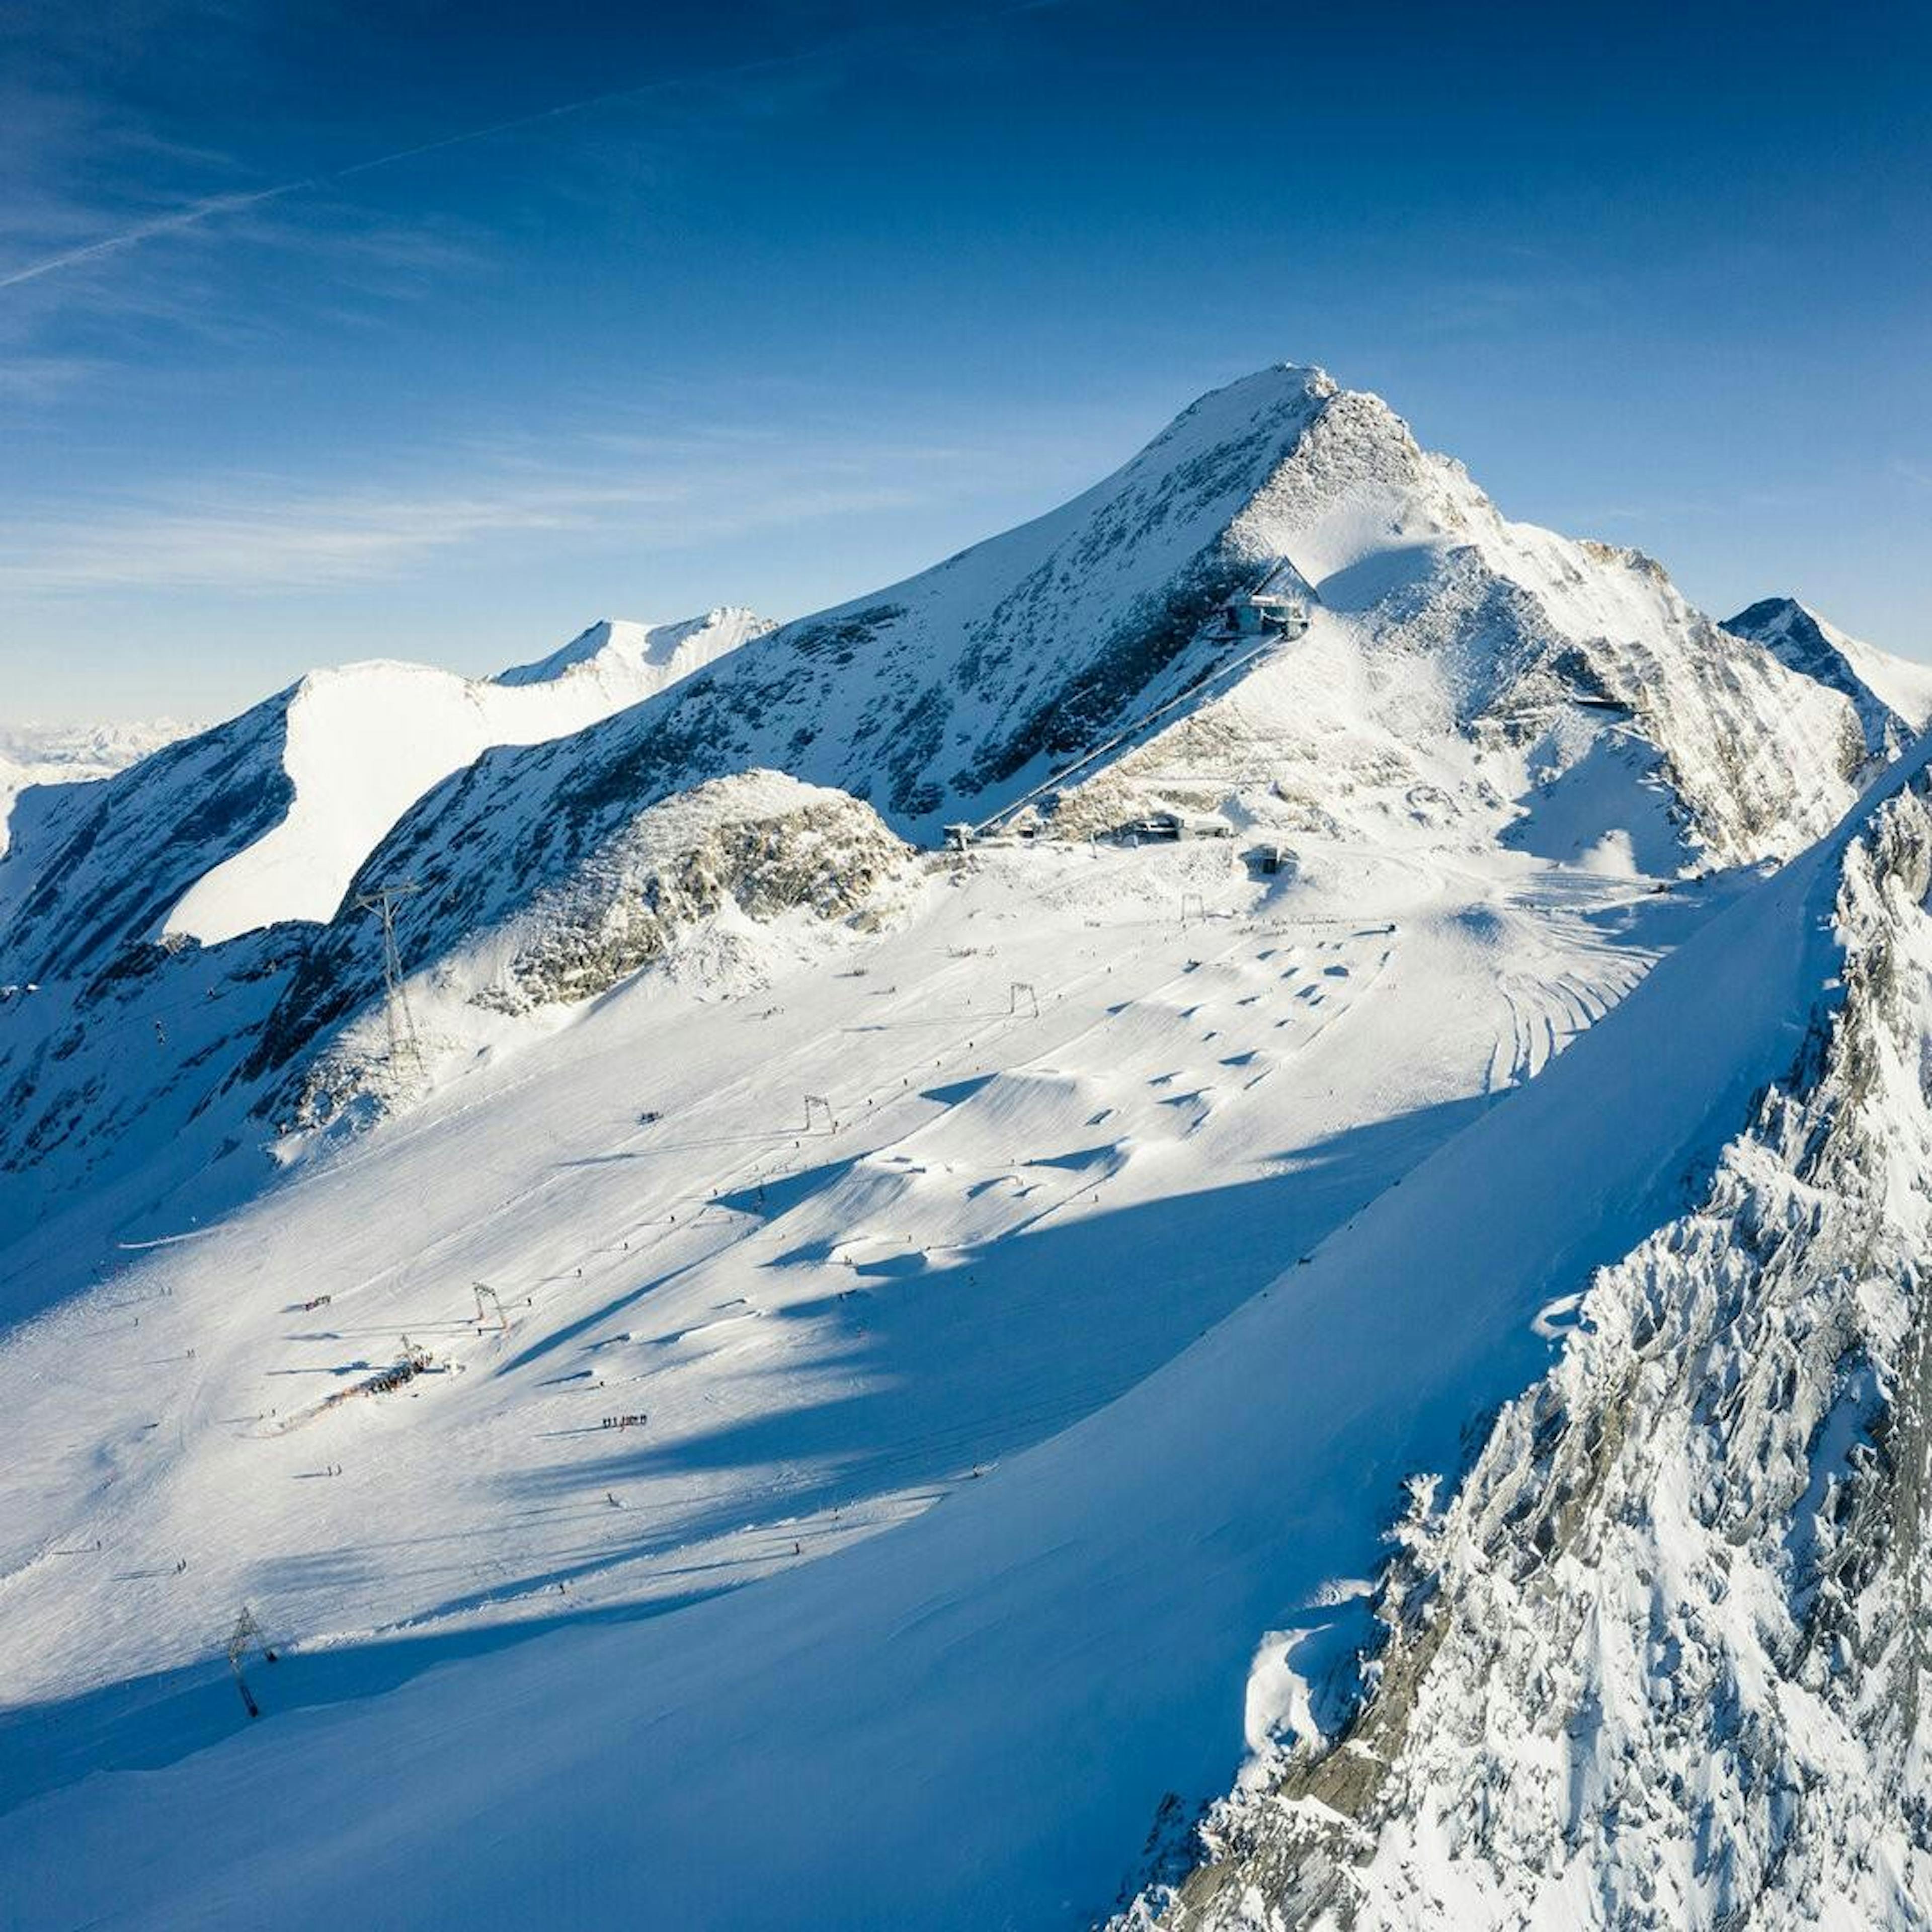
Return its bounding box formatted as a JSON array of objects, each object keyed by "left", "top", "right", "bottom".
[{"left": 0, "top": 818, "right": 1728, "bottom": 1928}]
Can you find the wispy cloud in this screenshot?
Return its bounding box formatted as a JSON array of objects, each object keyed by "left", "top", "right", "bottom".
[
  {"left": 0, "top": 448, "right": 958, "bottom": 597},
  {"left": 0, "top": 352, "right": 96, "bottom": 400},
  {"left": 0, "top": 1, "right": 1076, "bottom": 297},
  {"left": 0, "top": 184, "right": 296, "bottom": 291}
]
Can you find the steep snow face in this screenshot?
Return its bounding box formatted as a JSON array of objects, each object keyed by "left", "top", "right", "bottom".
[
  {"left": 1134, "top": 767, "right": 1932, "bottom": 1931},
  {"left": 1059, "top": 396, "right": 1868, "bottom": 873},
  {"left": 0, "top": 694, "right": 297, "bottom": 984},
  {"left": 168, "top": 609, "right": 770, "bottom": 945},
  {"left": 1728, "top": 595, "right": 1932, "bottom": 760},
  {"left": 0, "top": 608, "right": 760, "bottom": 977}
]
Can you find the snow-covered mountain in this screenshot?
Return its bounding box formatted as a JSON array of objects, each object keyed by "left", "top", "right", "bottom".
[
  {"left": 10, "top": 598, "right": 1932, "bottom": 1932},
  {"left": 0, "top": 608, "right": 766, "bottom": 1224},
  {"left": 0, "top": 717, "right": 192, "bottom": 856},
  {"left": 491, "top": 610, "right": 758, "bottom": 689},
  {"left": 1727, "top": 594, "right": 1932, "bottom": 762},
  {"left": 0, "top": 606, "right": 769, "bottom": 965},
  {"left": 240, "top": 367, "right": 1882, "bottom": 1128},
  {"left": 7, "top": 364, "right": 1932, "bottom": 1932}
]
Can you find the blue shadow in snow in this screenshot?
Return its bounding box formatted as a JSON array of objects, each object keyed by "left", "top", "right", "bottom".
[
  {"left": 5, "top": 1093, "right": 1487, "bottom": 1828},
  {"left": 504, "top": 1095, "right": 1488, "bottom": 1511}
]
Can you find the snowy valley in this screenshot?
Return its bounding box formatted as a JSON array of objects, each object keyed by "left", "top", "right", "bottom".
[{"left": 4, "top": 365, "right": 1932, "bottom": 1930}]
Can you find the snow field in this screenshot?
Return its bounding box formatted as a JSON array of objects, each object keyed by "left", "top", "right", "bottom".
[{"left": 0, "top": 822, "right": 1714, "bottom": 1927}]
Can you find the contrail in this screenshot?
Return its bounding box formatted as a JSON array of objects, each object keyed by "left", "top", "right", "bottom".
[
  {"left": 0, "top": 186, "right": 301, "bottom": 291},
  {"left": 1, "top": 2, "right": 1072, "bottom": 294}
]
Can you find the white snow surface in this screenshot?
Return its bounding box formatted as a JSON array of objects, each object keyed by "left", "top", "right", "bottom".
[
  {"left": 166, "top": 608, "right": 768, "bottom": 943},
  {"left": 492, "top": 609, "right": 768, "bottom": 688},
  {"left": 0, "top": 801, "right": 1816, "bottom": 1929},
  {"left": 1133, "top": 750, "right": 1932, "bottom": 1930},
  {"left": 1727, "top": 595, "right": 1932, "bottom": 760}
]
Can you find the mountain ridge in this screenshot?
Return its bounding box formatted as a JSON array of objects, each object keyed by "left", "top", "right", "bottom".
[
  {"left": 237, "top": 366, "right": 1880, "bottom": 1119},
  {"left": 1, "top": 363, "right": 1922, "bottom": 1300}
]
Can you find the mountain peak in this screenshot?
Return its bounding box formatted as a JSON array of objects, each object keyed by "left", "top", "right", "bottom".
[
  {"left": 1727, "top": 594, "right": 1932, "bottom": 759},
  {"left": 492, "top": 606, "right": 772, "bottom": 688}
]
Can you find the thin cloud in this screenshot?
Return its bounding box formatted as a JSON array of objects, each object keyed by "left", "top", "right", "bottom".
[
  {"left": 0, "top": 185, "right": 296, "bottom": 291},
  {"left": 0, "top": 462, "right": 940, "bottom": 597},
  {"left": 0, "top": 1, "right": 1076, "bottom": 295},
  {"left": 0, "top": 352, "right": 95, "bottom": 400}
]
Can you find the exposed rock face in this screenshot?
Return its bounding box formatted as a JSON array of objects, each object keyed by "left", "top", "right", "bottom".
[
  {"left": 473, "top": 770, "right": 908, "bottom": 1015},
  {"left": 1127, "top": 774, "right": 1932, "bottom": 1931},
  {"left": 1728, "top": 596, "right": 1932, "bottom": 764},
  {"left": 286, "top": 771, "right": 911, "bottom": 1129}
]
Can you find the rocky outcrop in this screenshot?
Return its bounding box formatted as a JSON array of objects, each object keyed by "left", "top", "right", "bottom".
[
  {"left": 286, "top": 771, "right": 911, "bottom": 1129},
  {"left": 1128, "top": 771, "right": 1932, "bottom": 1930}
]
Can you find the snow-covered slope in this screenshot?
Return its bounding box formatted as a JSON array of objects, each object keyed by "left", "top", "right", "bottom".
[
  {"left": 492, "top": 610, "right": 761, "bottom": 690},
  {"left": 0, "top": 608, "right": 762, "bottom": 976},
  {"left": 1133, "top": 751, "right": 1932, "bottom": 1930},
  {"left": 292, "top": 767, "right": 913, "bottom": 1125},
  {"left": 5, "top": 365, "right": 1932, "bottom": 1932},
  {"left": 0, "top": 816, "right": 1705, "bottom": 1927},
  {"left": 0, "top": 611, "right": 764, "bottom": 1221},
  {"left": 1727, "top": 595, "right": 1932, "bottom": 761},
  {"left": 161, "top": 607, "right": 771, "bottom": 946},
  {"left": 5, "top": 667, "right": 1925, "bottom": 1932},
  {"left": 0, "top": 718, "right": 192, "bottom": 857}
]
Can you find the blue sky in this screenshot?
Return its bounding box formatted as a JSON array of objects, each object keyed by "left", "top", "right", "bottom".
[{"left": 4, "top": 0, "right": 1928, "bottom": 719}]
